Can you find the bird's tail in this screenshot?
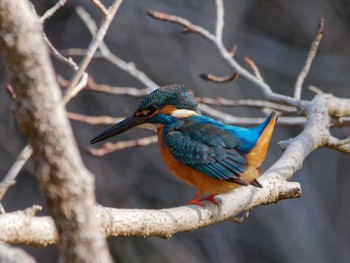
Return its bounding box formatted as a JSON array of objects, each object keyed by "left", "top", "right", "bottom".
[{"left": 246, "top": 112, "right": 278, "bottom": 168}]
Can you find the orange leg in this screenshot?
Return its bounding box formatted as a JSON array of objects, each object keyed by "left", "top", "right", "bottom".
[
  {"left": 186, "top": 192, "right": 204, "bottom": 206},
  {"left": 186, "top": 193, "right": 219, "bottom": 206},
  {"left": 199, "top": 194, "right": 218, "bottom": 205}
]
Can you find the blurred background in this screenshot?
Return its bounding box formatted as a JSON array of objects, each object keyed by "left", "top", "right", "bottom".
[{"left": 1, "top": 0, "right": 350, "bottom": 262}]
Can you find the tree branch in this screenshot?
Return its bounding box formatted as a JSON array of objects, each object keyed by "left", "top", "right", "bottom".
[
  {"left": 199, "top": 72, "right": 238, "bottom": 83},
  {"left": 39, "top": 0, "right": 68, "bottom": 23},
  {"left": 147, "top": 9, "right": 303, "bottom": 109},
  {"left": 0, "top": 0, "right": 112, "bottom": 261},
  {"left": 0, "top": 180, "right": 300, "bottom": 246},
  {"left": 1, "top": 0, "right": 349, "bottom": 253},
  {"left": 196, "top": 97, "right": 296, "bottom": 113},
  {"left": 68, "top": 112, "right": 124, "bottom": 125},
  {"left": 215, "top": 0, "right": 224, "bottom": 42},
  {"left": 0, "top": 145, "right": 33, "bottom": 202},
  {"left": 294, "top": 18, "right": 324, "bottom": 99},
  {"left": 199, "top": 104, "right": 306, "bottom": 126},
  {"left": 86, "top": 136, "right": 158, "bottom": 156},
  {"left": 4, "top": 84, "right": 346, "bottom": 249},
  {"left": 76, "top": 7, "right": 159, "bottom": 92},
  {"left": 63, "top": 0, "right": 123, "bottom": 104}
]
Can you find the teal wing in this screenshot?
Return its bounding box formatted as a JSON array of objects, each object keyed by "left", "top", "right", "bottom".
[{"left": 163, "top": 122, "right": 249, "bottom": 185}]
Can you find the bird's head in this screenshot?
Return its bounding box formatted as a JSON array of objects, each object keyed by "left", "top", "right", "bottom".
[{"left": 90, "top": 84, "right": 200, "bottom": 144}]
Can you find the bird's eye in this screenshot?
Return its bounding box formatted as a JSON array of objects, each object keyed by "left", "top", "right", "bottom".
[
  {"left": 147, "top": 105, "right": 158, "bottom": 114},
  {"left": 135, "top": 105, "right": 158, "bottom": 117}
]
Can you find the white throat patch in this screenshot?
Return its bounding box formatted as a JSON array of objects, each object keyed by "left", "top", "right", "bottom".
[
  {"left": 137, "top": 123, "right": 160, "bottom": 133},
  {"left": 171, "top": 109, "right": 199, "bottom": 118}
]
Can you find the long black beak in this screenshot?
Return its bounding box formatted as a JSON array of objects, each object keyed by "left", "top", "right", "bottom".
[{"left": 90, "top": 115, "right": 146, "bottom": 144}]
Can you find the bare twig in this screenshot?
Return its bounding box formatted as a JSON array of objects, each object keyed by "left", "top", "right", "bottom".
[
  {"left": 39, "top": 0, "right": 68, "bottom": 23},
  {"left": 90, "top": 0, "right": 108, "bottom": 17},
  {"left": 294, "top": 18, "right": 324, "bottom": 99},
  {"left": 196, "top": 97, "right": 296, "bottom": 113},
  {"left": 327, "top": 136, "right": 350, "bottom": 154},
  {"left": 327, "top": 143, "right": 350, "bottom": 154},
  {"left": 68, "top": 112, "right": 124, "bottom": 126},
  {"left": 62, "top": 48, "right": 103, "bottom": 58},
  {"left": 86, "top": 136, "right": 158, "bottom": 156},
  {"left": 199, "top": 72, "right": 238, "bottom": 83},
  {"left": 44, "top": 35, "right": 79, "bottom": 71},
  {"left": 65, "top": 72, "right": 89, "bottom": 101},
  {"left": 5, "top": 83, "right": 16, "bottom": 100},
  {"left": 77, "top": 7, "right": 159, "bottom": 92},
  {"left": 63, "top": 0, "right": 123, "bottom": 104},
  {"left": 147, "top": 9, "right": 303, "bottom": 109},
  {"left": 147, "top": 10, "right": 216, "bottom": 43},
  {"left": 199, "top": 104, "right": 305, "bottom": 126},
  {"left": 329, "top": 136, "right": 350, "bottom": 146},
  {"left": 308, "top": 85, "right": 324, "bottom": 94},
  {"left": 215, "top": 0, "right": 224, "bottom": 41},
  {"left": 229, "top": 44, "right": 237, "bottom": 57},
  {"left": 86, "top": 77, "right": 151, "bottom": 97},
  {"left": 244, "top": 56, "right": 264, "bottom": 82},
  {"left": 0, "top": 145, "right": 33, "bottom": 201}
]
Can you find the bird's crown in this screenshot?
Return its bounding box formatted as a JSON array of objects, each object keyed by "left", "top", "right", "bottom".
[{"left": 134, "top": 84, "right": 200, "bottom": 118}]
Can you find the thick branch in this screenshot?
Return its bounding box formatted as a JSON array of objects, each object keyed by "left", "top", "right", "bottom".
[
  {"left": 0, "top": 1, "right": 112, "bottom": 262},
  {"left": 5, "top": 94, "right": 343, "bottom": 246},
  {"left": 0, "top": 180, "right": 300, "bottom": 246}
]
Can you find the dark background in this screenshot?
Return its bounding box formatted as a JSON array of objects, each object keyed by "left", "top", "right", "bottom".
[{"left": 1, "top": 0, "right": 350, "bottom": 262}]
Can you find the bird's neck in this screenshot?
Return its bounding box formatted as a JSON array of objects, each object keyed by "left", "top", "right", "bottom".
[{"left": 146, "top": 110, "right": 199, "bottom": 133}]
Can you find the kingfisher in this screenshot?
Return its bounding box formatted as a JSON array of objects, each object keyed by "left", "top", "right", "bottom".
[{"left": 91, "top": 85, "right": 277, "bottom": 206}]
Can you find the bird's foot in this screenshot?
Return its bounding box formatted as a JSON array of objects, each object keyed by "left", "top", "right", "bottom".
[
  {"left": 186, "top": 193, "right": 204, "bottom": 207},
  {"left": 186, "top": 193, "right": 218, "bottom": 206},
  {"left": 199, "top": 194, "right": 218, "bottom": 205}
]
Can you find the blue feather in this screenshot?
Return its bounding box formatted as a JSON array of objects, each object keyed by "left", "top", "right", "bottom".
[{"left": 162, "top": 113, "right": 274, "bottom": 181}]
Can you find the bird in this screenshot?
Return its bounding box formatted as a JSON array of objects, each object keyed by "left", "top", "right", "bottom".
[{"left": 90, "top": 84, "right": 277, "bottom": 206}]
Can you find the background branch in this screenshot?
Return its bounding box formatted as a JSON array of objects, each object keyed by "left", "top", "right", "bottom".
[
  {"left": 294, "top": 18, "right": 324, "bottom": 99},
  {"left": 0, "top": 0, "right": 113, "bottom": 261},
  {"left": 63, "top": 0, "right": 123, "bottom": 104}
]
